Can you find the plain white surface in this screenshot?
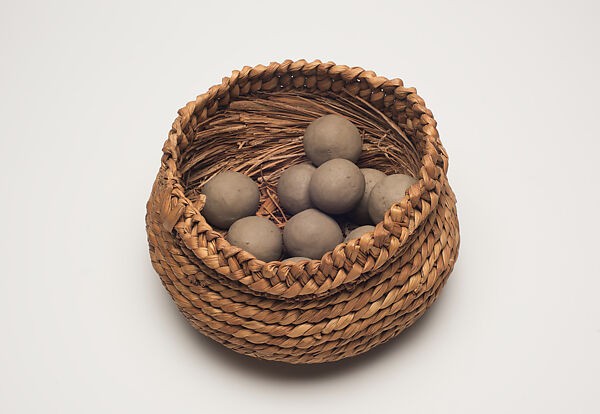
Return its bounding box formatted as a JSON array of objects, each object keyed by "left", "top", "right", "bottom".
[{"left": 1, "top": 1, "right": 599, "bottom": 412}]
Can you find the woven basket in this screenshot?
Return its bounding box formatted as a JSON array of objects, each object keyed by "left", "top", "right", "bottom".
[{"left": 146, "top": 60, "right": 460, "bottom": 364}]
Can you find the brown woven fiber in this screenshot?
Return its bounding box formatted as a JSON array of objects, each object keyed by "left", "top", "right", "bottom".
[{"left": 146, "top": 60, "right": 460, "bottom": 364}]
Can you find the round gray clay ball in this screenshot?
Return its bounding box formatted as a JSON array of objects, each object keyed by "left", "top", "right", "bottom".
[
  {"left": 344, "top": 225, "right": 375, "bottom": 243},
  {"left": 309, "top": 158, "right": 365, "bottom": 215},
  {"left": 303, "top": 114, "right": 362, "bottom": 166},
  {"left": 277, "top": 164, "right": 316, "bottom": 215},
  {"left": 283, "top": 209, "right": 343, "bottom": 259},
  {"left": 201, "top": 171, "right": 260, "bottom": 228},
  {"left": 349, "top": 168, "right": 387, "bottom": 224},
  {"left": 368, "top": 174, "right": 418, "bottom": 224},
  {"left": 282, "top": 256, "right": 310, "bottom": 263},
  {"left": 226, "top": 216, "right": 282, "bottom": 262}
]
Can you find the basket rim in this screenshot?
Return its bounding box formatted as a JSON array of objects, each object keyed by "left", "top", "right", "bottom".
[{"left": 151, "top": 59, "right": 448, "bottom": 300}]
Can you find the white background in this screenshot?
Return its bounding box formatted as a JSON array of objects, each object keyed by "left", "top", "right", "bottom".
[{"left": 1, "top": 1, "right": 599, "bottom": 412}]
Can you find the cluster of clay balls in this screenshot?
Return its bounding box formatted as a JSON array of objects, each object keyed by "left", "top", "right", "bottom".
[{"left": 201, "top": 114, "right": 417, "bottom": 263}]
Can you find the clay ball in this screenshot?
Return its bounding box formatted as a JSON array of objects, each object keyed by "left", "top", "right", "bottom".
[
  {"left": 344, "top": 225, "right": 375, "bottom": 243},
  {"left": 303, "top": 114, "right": 362, "bottom": 166},
  {"left": 368, "top": 174, "right": 418, "bottom": 224},
  {"left": 350, "top": 168, "right": 386, "bottom": 224},
  {"left": 226, "top": 216, "right": 282, "bottom": 262},
  {"left": 277, "top": 164, "right": 316, "bottom": 215},
  {"left": 309, "top": 158, "right": 365, "bottom": 215},
  {"left": 201, "top": 171, "right": 260, "bottom": 229},
  {"left": 283, "top": 209, "right": 343, "bottom": 259},
  {"left": 282, "top": 256, "right": 310, "bottom": 263}
]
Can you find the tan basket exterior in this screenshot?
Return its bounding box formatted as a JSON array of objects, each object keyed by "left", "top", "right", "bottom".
[{"left": 146, "top": 60, "right": 460, "bottom": 364}]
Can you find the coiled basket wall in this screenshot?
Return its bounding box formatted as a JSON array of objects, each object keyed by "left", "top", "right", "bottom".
[{"left": 146, "top": 60, "right": 460, "bottom": 364}]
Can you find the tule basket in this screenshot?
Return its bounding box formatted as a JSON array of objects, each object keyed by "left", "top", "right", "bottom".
[{"left": 146, "top": 60, "right": 460, "bottom": 364}]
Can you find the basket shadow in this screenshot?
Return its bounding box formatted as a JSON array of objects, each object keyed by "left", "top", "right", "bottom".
[{"left": 169, "top": 291, "right": 447, "bottom": 382}]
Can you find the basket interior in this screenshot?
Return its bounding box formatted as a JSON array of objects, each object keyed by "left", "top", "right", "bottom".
[{"left": 178, "top": 90, "right": 424, "bottom": 239}]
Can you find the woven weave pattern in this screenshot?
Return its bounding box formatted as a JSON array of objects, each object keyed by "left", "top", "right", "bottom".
[{"left": 146, "top": 60, "right": 460, "bottom": 363}]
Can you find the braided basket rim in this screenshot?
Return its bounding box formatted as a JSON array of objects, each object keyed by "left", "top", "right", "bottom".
[{"left": 152, "top": 59, "right": 449, "bottom": 301}]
